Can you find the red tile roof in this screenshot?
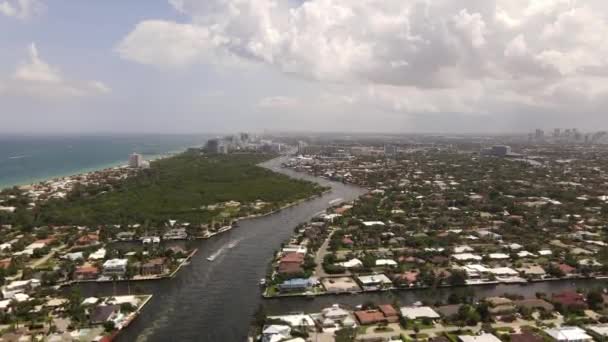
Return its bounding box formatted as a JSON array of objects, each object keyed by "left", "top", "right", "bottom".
[
  {"left": 378, "top": 304, "right": 398, "bottom": 317},
  {"left": 354, "top": 310, "right": 387, "bottom": 325}
]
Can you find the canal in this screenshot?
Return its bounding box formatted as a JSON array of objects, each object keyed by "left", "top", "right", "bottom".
[
  {"left": 70, "top": 157, "right": 607, "bottom": 341},
  {"left": 71, "top": 156, "right": 366, "bottom": 341}
]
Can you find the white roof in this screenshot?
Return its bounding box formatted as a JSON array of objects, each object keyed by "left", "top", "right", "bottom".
[
  {"left": 357, "top": 274, "right": 392, "bottom": 285},
  {"left": 488, "top": 253, "right": 510, "bottom": 260},
  {"left": 489, "top": 267, "right": 518, "bottom": 275},
  {"left": 538, "top": 250, "right": 552, "bottom": 256},
  {"left": 89, "top": 248, "right": 106, "bottom": 260},
  {"left": 0, "top": 299, "right": 11, "bottom": 309},
  {"left": 82, "top": 297, "right": 99, "bottom": 305},
  {"left": 452, "top": 253, "right": 482, "bottom": 261},
  {"left": 399, "top": 306, "right": 440, "bottom": 319},
  {"left": 262, "top": 325, "right": 291, "bottom": 336},
  {"left": 362, "top": 221, "right": 385, "bottom": 227},
  {"left": 458, "top": 334, "right": 502, "bottom": 342},
  {"left": 587, "top": 325, "right": 608, "bottom": 337},
  {"left": 14, "top": 293, "right": 30, "bottom": 302},
  {"left": 322, "top": 305, "right": 350, "bottom": 319},
  {"left": 464, "top": 264, "right": 490, "bottom": 273},
  {"left": 267, "top": 314, "right": 315, "bottom": 327},
  {"left": 517, "top": 251, "right": 536, "bottom": 258},
  {"left": 454, "top": 246, "right": 474, "bottom": 253},
  {"left": 103, "top": 259, "right": 128, "bottom": 268},
  {"left": 339, "top": 258, "right": 363, "bottom": 268},
  {"left": 375, "top": 259, "right": 397, "bottom": 267},
  {"left": 545, "top": 327, "right": 592, "bottom": 341}
]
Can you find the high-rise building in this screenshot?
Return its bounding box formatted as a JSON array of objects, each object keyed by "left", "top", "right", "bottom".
[
  {"left": 554, "top": 128, "right": 561, "bottom": 137},
  {"left": 129, "top": 153, "right": 143, "bottom": 168},
  {"left": 535, "top": 129, "right": 544, "bottom": 140},
  {"left": 206, "top": 138, "right": 229, "bottom": 154},
  {"left": 128, "top": 153, "right": 149, "bottom": 168}
]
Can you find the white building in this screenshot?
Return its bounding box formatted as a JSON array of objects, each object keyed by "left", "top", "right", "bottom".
[
  {"left": 103, "top": 259, "right": 128, "bottom": 276},
  {"left": 2, "top": 279, "right": 41, "bottom": 299},
  {"left": 128, "top": 153, "right": 149, "bottom": 168},
  {"left": 400, "top": 306, "right": 440, "bottom": 320},
  {"left": 452, "top": 253, "right": 482, "bottom": 261},
  {"left": 545, "top": 327, "right": 593, "bottom": 342}
]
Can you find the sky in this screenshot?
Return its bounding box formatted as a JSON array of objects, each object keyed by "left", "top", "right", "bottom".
[{"left": 2, "top": 0, "right": 608, "bottom": 134}]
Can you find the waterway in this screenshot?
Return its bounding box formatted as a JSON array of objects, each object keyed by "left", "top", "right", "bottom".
[
  {"left": 69, "top": 156, "right": 607, "bottom": 341},
  {"left": 69, "top": 156, "right": 366, "bottom": 341}
]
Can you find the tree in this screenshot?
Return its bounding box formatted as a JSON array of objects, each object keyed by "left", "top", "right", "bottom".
[
  {"left": 335, "top": 327, "right": 356, "bottom": 342},
  {"left": 124, "top": 264, "right": 138, "bottom": 295},
  {"left": 103, "top": 320, "right": 116, "bottom": 332},
  {"left": 587, "top": 290, "right": 604, "bottom": 310},
  {"left": 448, "top": 269, "right": 467, "bottom": 286},
  {"left": 111, "top": 274, "right": 119, "bottom": 296}
]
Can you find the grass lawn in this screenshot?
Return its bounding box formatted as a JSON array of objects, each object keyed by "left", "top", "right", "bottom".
[{"left": 34, "top": 152, "right": 326, "bottom": 225}]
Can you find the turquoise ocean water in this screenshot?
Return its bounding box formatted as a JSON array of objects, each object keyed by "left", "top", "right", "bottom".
[{"left": 0, "top": 134, "right": 210, "bottom": 190}]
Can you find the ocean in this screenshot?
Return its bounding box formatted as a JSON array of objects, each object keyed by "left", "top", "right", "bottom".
[{"left": 0, "top": 134, "right": 210, "bottom": 190}]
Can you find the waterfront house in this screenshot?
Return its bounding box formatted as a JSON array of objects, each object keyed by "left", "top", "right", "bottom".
[
  {"left": 102, "top": 259, "right": 128, "bottom": 277},
  {"left": 356, "top": 274, "right": 393, "bottom": 290},
  {"left": 74, "top": 264, "right": 100, "bottom": 281},
  {"left": 2, "top": 279, "right": 41, "bottom": 299},
  {"left": 552, "top": 291, "right": 587, "bottom": 311},
  {"left": 378, "top": 304, "right": 399, "bottom": 323},
  {"left": 278, "top": 278, "right": 316, "bottom": 293},
  {"left": 163, "top": 228, "right": 188, "bottom": 240},
  {"left": 141, "top": 257, "right": 168, "bottom": 276},
  {"left": 116, "top": 231, "right": 136, "bottom": 241},
  {"left": 262, "top": 325, "right": 291, "bottom": 342},
  {"left": 399, "top": 306, "right": 440, "bottom": 320},
  {"left": 354, "top": 310, "right": 387, "bottom": 325},
  {"left": 90, "top": 305, "right": 118, "bottom": 325},
  {"left": 278, "top": 253, "right": 305, "bottom": 276}
]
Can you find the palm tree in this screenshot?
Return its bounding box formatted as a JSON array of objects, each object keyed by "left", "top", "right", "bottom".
[
  {"left": 124, "top": 265, "right": 137, "bottom": 295},
  {"left": 111, "top": 274, "right": 119, "bottom": 296}
]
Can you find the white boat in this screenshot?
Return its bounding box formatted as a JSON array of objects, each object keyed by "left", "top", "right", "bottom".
[
  {"left": 228, "top": 241, "right": 238, "bottom": 249},
  {"left": 259, "top": 278, "right": 266, "bottom": 287},
  {"left": 207, "top": 256, "right": 216, "bottom": 262}
]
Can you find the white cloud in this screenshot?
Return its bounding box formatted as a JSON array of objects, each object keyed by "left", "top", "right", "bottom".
[
  {"left": 14, "top": 43, "right": 61, "bottom": 83},
  {"left": 1, "top": 43, "right": 110, "bottom": 99},
  {"left": 0, "top": 0, "right": 44, "bottom": 19},
  {"left": 257, "top": 96, "right": 300, "bottom": 109},
  {"left": 115, "top": 0, "right": 608, "bottom": 119}
]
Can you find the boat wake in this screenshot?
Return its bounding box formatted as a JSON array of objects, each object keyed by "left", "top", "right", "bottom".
[
  {"left": 227, "top": 237, "right": 244, "bottom": 249},
  {"left": 207, "top": 238, "right": 245, "bottom": 261},
  {"left": 8, "top": 155, "right": 28, "bottom": 160},
  {"left": 206, "top": 247, "right": 225, "bottom": 261}
]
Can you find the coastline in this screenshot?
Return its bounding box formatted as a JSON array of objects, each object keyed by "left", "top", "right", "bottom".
[{"left": 0, "top": 149, "right": 186, "bottom": 191}]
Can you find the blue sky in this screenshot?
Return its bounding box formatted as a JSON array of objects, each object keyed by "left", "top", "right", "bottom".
[{"left": 2, "top": 0, "right": 608, "bottom": 134}]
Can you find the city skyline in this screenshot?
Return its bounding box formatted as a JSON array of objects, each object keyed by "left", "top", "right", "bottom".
[{"left": 2, "top": 1, "right": 608, "bottom": 134}]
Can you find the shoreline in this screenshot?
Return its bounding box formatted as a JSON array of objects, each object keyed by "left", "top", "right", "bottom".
[
  {"left": 0, "top": 148, "right": 189, "bottom": 191},
  {"left": 262, "top": 274, "right": 603, "bottom": 299}
]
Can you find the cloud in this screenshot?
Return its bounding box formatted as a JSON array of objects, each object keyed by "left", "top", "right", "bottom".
[
  {"left": 116, "top": 0, "right": 608, "bottom": 120},
  {"left": 1, "top": 43, "right": 110, "bottom": 99},
  {"left": 0, "top": 0, "right": 44, "bottom": 19},
  {"left": 257, "top": 96, "right": 300, "bottom": 109}
]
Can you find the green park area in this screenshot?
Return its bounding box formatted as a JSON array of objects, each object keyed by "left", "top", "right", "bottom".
[{"left": 28, "top": 152, "right": 325, "bottom": 226}]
